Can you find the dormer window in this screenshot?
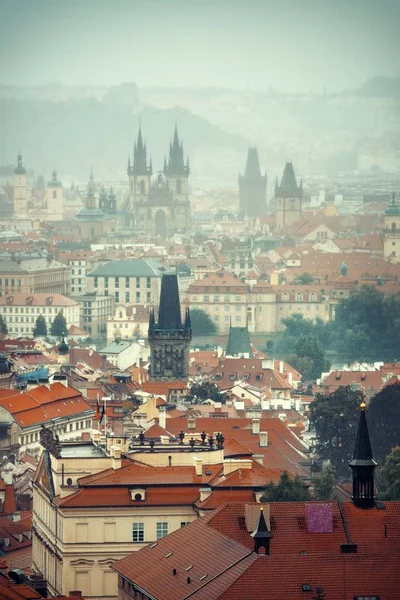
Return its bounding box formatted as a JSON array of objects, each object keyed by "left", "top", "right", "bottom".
[{"left": 130, "top": 488, "right": 146, "bottom": 501}]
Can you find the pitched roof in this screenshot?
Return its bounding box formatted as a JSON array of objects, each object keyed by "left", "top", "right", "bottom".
[
  {"left": 87, "top": 259, "right": 171, "bottom": 278},
  {"left": 0, "top": 293, "right": 79, "bottom": 307},
  {"left": 226, "top": 325, "right": 252, "bottom": 357}
]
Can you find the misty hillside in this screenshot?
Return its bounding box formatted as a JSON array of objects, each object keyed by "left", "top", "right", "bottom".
[
  {"left": 0, "top": 83, "right": 248, "bottom": 185},
  {"left": 1, "top": 79, "right": 399, "bottom": 187}
]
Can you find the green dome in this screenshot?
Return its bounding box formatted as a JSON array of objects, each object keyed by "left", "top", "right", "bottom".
[{"left": 385, "top": 194, "right": 400, "bottom": 216}]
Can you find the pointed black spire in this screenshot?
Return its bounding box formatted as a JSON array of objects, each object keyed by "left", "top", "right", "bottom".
[
  {"left": 349, "top": 401, "right": 377, "bottom": 509},
  {"left": 226, "top": 323, "right": 252, "bottom": 358},
  {"left": 132, "top": 126, "right": 151, "bottom": 176},
  {"left": 165, "top": 124, "right": 189, "bottom": 176},
  {"left": 244, "top": 148, "right": 262, "bottom": 178},
  {"left": 251, "top": 507, "right": 273, "bottom": 554},
  {"left": 157, "top": 274, "right": 182, "bottom": 330},
  {"left": 276, "top": 161, "right": 302, "bottom": 197},
  {"left": 148, "top": 306, "right": 155, "bottom": 331}
]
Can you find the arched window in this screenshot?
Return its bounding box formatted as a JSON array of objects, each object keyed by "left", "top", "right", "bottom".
[
  {"left": 0, "top": 279, "right": 2, "bottom": 287},
  {"left": 392, "top": 222, "right": 396, "bottom": 232},
  {"left": 140, "top": 181, "right": 145, "bottom": 194},
  {"left": 5, "top": 279, "right": 8, "bottom": 287},
  {"left": 295, "top": 293, "right": 303, "bottom": 302},
  {"left": 11, "top": 279, "right": 15, "bottom": 288},
  {"left": 53, "top": 190, "right": 57, "bottom": 199},
  {"left": 176, "top": 179, "right": 182, "bottom": 193}
]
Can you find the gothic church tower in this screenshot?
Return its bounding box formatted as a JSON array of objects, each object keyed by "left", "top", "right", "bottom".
[
  {"left": 275, "top": 161, "right": 303, "bottom": 229},
  {"left": 148, "top": 274, "right": 192, "bottom": 382},
  {"left": 238, "top": 148, "right": 267, "bottom": 217}
]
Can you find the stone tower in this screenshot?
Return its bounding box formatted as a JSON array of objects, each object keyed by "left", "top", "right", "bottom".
[
  {"left": 275, "top": 161, "right": 303, "bottom": 229},
  {"left": 383, "top": 193, "right": 400, "bottom": 264},
  {"left": 148, "top": 274, "right": 192, "bottom": 381},
  {"left": 238, "top": 148, "right": 267, "bottom": 217},
  {"left": 13, "top": 153, "right": 27, "bottom": 217},
  {"left": 45, "top": 169, "right": 63, "bottom": 220},
  {"left": 127, "top": 125, "right": 190, "bottom": 237}
]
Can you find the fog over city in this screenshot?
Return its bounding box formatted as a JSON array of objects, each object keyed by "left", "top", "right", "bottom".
[{"left": 0, "top": 0, "right": 399, "bottom": 183}]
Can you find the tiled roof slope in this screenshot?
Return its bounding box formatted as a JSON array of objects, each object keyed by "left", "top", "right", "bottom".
[
  {"left": 113, "top": 501, "right": 400, "bottom": 600},
  {"left": 0, "top": 383, "right": 93, "bottom": 428}
]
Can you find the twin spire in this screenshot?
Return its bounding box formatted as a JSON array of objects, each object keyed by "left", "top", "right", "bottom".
[{"left": 128, "top": 123, "right": 189, "bottom": 178}]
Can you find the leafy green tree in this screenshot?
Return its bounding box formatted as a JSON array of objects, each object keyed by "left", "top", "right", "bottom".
[
  {"left": 332, "top": 285, "right": 400, "bottom": 361},
  {"left": 380, "top": 446, "right": 400, "bottom": 500},
  {"left": 273, "top": 314, "right": 328, "bottom": 356},
  {"left": 293, "top": 273, "right": 314, "bottom": 284},
  {"left": 309, "top": 386, "right": 361, "bottom": 477},
  {"left": 367, "top": 382, "right": 400, "bottom": 463},
  {"left": 33, "top": 314, "right": 47, "bottom": 337},
  {"left": 0, "top": 314, "right": 8, "bottom": 335},
  {"left": 313, "top": 463, "right": 336, "bottom": 500},
  {"left": 291, "top": 334, "right": 331, "bottom": 380},
  {"left": 188, "top": 382, "right": 225, "bottom": 403},
  {"left": 260, "top": 471, "right": 311, "bottom": 502},
  {"left": 50, "top": 311, "right": 68, "bottom": 338},
  {"left": 190, "top": 308, "right": 217, "bottom": 336}
]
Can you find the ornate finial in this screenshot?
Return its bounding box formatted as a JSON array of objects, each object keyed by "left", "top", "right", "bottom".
[
  {"left": 360, "top": 401, "right": 366, "bottom": 410},
  {"left": 260, "top": 505, "right": 264, "bottom": 512},
  {"left": 392, "top": 192, "right": 396, "bottom": 205}
]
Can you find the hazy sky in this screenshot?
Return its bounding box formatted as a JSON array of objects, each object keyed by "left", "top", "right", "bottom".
[{"left": 0, "top": 0, "right": 399, "bottom": 92}]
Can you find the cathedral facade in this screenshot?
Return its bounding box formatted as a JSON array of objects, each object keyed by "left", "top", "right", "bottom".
[{"left": 127, "top": 126, "right": 191, "bottom": 237}]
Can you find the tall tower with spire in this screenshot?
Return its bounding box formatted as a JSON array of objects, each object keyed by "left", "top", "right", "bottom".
[
  {"left": 127, "top": 124, "right": 190, "bottom": 237},
  {"left": 148, "top": 273, "right": 192, "bottom": 381},
  {"left": 275, "top": 161, "right": 303, "bottom": 229},
  {"left": 383, "top": 193, "right": 400, "bottom": 264},
  {"left": 13, "top": 153, "right": 28, "bottom": 217},
  {"left": 238, "top": 148, "right": 267, "bottom": 217},
  {"left": 349, "top": 400, "right": 377, "bottom": 509},
  {"left": 45, "top": 169, "right": 63, "bottom": 220}
]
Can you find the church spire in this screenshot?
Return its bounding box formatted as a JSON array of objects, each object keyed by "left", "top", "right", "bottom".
[
  {"left": 132, "top": 125, "right": 151, "bottom": 176},
  {"left": 349, "top": 400, "right": 377, "bottom": 509},
  {"left": 276, "top": 161, "right": 302, "bottom": 197},
  {"left": 157, "top": 274, "right": 183, "bottom": 330},
  {"left": 165, "top": 123, "right": 189, "bottom": 176},
  {"left": 15, "top": 153, "right": 26, "bottom": 175}
]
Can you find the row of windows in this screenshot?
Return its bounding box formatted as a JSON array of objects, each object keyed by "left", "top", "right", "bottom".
[
  {"left": 0, "top": 279, "right": 22, "bottom": 287},
  {"left": 9, "top": 553, "right": 31, "bottom": 569},
  {"left": 21, "top": 420, "right": 92, "bottom": 445},
  {"left": 94, "top": 276, "right": 152, "bottom": 288},
  {"left": 1, "top": 306, "right": 68, "bottom": 314},
  {"left": 132, "top": 521, "right": 188, "bottom": 543}
]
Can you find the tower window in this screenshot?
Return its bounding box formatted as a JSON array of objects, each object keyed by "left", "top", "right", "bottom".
[
  {"left": 392, "top": 222, "right": 396, "bottom": 231},
  {"left": 53, "top": 190, "right": 57, "bottom": 199},
  {"left": 176, "top": 180, "right": 182, "bottom": 193},
  {"left": 140, "top": 181, "right": 145, "bottom": 194}
]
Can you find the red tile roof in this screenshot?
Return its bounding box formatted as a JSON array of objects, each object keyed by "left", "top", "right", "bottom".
[{"left": 0, "top": 383, "right": 93, "bottom": 429}]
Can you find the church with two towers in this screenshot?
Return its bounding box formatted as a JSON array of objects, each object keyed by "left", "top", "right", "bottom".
[{"left": 127, "top": 126, "right": 191, "bottom": 237}]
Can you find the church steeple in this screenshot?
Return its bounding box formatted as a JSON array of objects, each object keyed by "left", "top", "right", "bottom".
[
  {"left": 238, "top": 147, "right": 267, "bottom": 217},
  {"left": 277, "top": 161, "right": 302, "bottom": 197},
  {"left": 131, "top": 125, "right": 151, "bottom": 176},
  {"left": 148, "top": 273, "right": 191, "bottom": 381},
  {"left": 349, "top": 400, "right": 377, "bottom": 509},
  {"left": 86, "top": 168, "right": 96, "bottom": 209},
  {"left": 165, "top": 124, "right": 190, "bottom": 176},
  {"left": 15, "top": 153, "right": 26, "bottom": 175}
]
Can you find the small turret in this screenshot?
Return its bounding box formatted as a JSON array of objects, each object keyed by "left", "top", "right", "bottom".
[
  {"left": 15, "top": 153, "right": 26, "bottom": 175},
  {"left": 131, "top": 125, "right": 151, "bottom": 176},
  {"left": 251, "top": 506, "right": 273, "bottom": 554},
  {"left": 341, "top": 262, "right": 348, "bottom": 277},
  {"left": 57, "top": 337, "right": 69, "bottom": 356},
  {"left": 349, "top": 400, "right": 377, "bottom": 509},
  {"left": 164, "top": 124, "right": 190, "bottom": 176}
]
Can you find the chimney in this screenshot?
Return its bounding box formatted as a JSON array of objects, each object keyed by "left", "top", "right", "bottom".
[
  {"left": 199, "top": 487, "right": 212, "bottom": 502},
  {"left": 288, "top": 371, "right": 293, "bottom": 386},
  {"left": 251, "top": 418, "right": 260, "bottom": 435},
  {"left": 188, "top": 417, "right": 196, "bottom": 430},
  {"left": 253, "top": 454, "right": 264, "bottom": 466},
  {"left": 193, "top": 457, "right": 203, "bottom": 477},
  {"left": 259, "top": 432, "right": 268, "bottom": 447},
  {"left": 158, "top": 405, "right": 166, "bottom": 430},
  {"left": 279, "top": 361, "right": 284, "bottom": 373},
  {"left": 111, "top": 447, "right": 122, "bottom": 470}
]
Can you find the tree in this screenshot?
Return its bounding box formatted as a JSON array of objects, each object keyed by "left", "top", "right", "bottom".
[
  {"left": 33, "top": 314, "right": 47, "bottom": 337},
  {"left": 190, "top": 308, "right": 217, "bottom": 336},
  {"left": 331, "top": 285, "right": 400, "bottom": 362},
  {"left": 261, "top": 471, "right": 311, "bottom": 502},
  {"left": 290, "top": 334, "right": 331, "bottom": 380},
  {"left": 50, "top": 311, "right": 68, "bottom": 338},
  {"left": 313, "top": 463, "right": 336, "bottom": 500},
  {"left": 381, "top": 447, "right": 400, "bottom": 500},
  {"left": 272, "top": 314, "right": 328, "bottom": 356},
  {"left": 293, "top": 273, "right": 314, "bottom": 285},
  {"left": 367, "top": 382, "right": 400, "bottom": 463},
  {"left": 0, "top": 315, "right": 8, "bottom": 335},
  {"left": 187, "top": 382, "right": 225, "bottom": 403},
  {"left": 308, "top": 386, "right": 361, "bottom": 477}
]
